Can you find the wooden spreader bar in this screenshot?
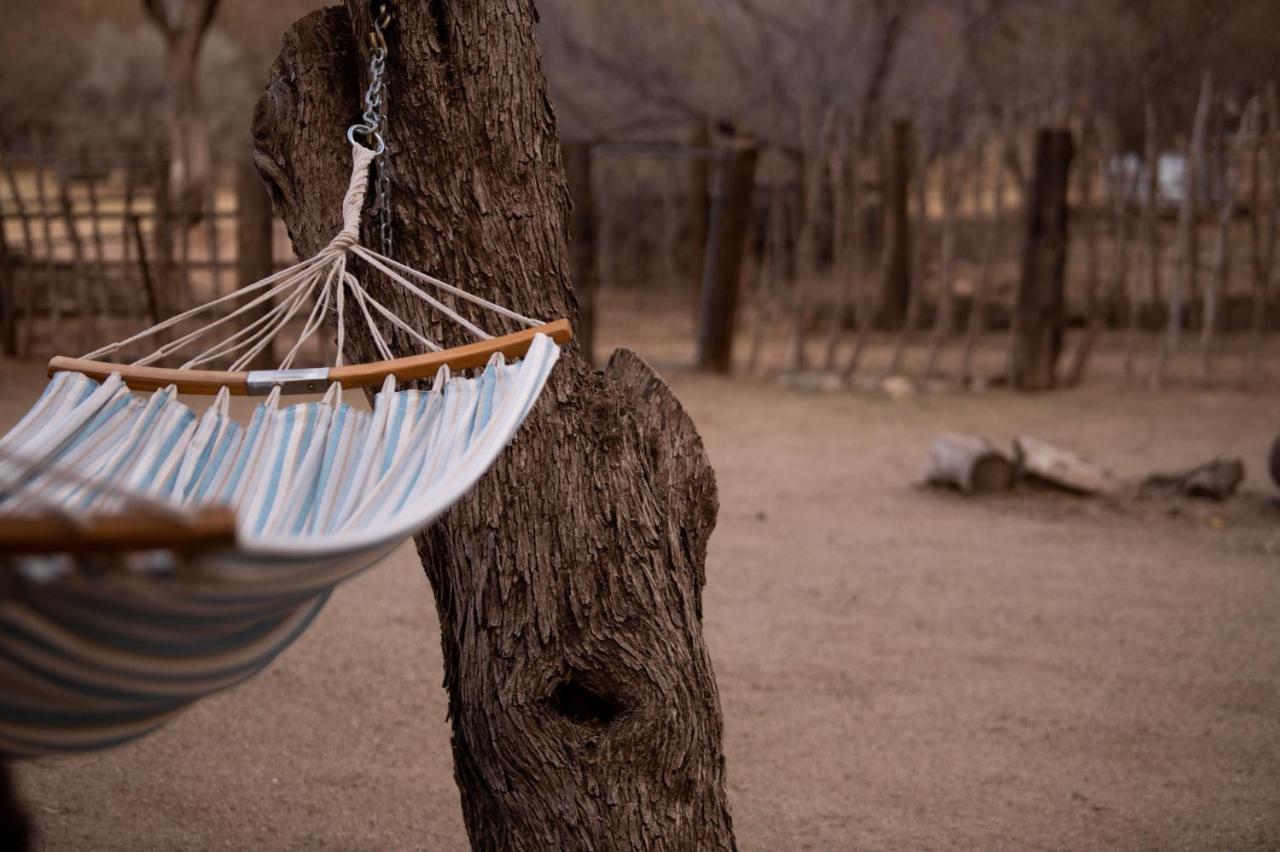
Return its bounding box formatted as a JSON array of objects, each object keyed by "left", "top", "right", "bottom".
[
  {"left": 0, "top": 507, "right": 238, "bottom": 556},
  {"left": 47, "top": 319, "right": 572, "bottom": 396}
]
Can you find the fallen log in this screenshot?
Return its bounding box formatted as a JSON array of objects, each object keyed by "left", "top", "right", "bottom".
[
  {"left": 1141, "top": 457, "right": 1245, "bottom": 501},
  {"left": 1013, "top": 436, "right": 1120, "bottom": 496},
  {"left": 925, "top": 433, "right": 1015, "bottom": 494}
]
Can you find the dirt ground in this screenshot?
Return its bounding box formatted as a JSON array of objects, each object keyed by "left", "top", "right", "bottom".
[{"left": 5, "top": 313, "right": 1280, "bottom": 850}]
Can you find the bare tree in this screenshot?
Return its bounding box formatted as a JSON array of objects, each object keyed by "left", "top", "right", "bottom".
[
  {"left": 252, "top": 2, "right": 736, "bottom": 848},
  {"left": 141, "top": 0, "right": 220, "bottom": 222}
]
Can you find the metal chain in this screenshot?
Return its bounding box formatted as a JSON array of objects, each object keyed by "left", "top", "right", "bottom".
[{"left": 346, "top": 2, "right": 394, "bottom": 257}]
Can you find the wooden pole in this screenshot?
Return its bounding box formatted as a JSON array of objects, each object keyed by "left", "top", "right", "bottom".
[
  {"left": 0, "top": 193, "right": 13, "bottom": 357},
  {"left": 561, "top": 140, "right": 597, "bottom": 367},
  {"left": 746, "top": 171, "right": 780, "bottom": 374},
  {"left": 1068, "top": 118, "right": 1137, "bottom": 386},
  {"left": 0, "top": 153, "right": 36, "bottom": 357},
  {"left": 687, "top": 119, "right": 711, "bottom": 319},
  {"left": 1245, "top": 83, "right": 1280, "bottom": 385},
  {"left": 696, "top": 142, "right": 759, "bottom": 373},
  {"left": 881, "top": 118, "right": 913, "bottom": 328},
  {"left": 234, "top": 154, "right": 275, "bottom": 370},
  {"left": 32, "top": 134, "right": 60, "bottom": 350},
  {"left": 1010, "top": 128, "right": 1074, "bottom": 391},
  {"left": 788, "top": 106, "right": 834, "bottom": 372},
  {"left": 886, "top": 128, "right": 929, "bottom": 377},
  {"left": 152, "top": 143, "right": 176, "bottom": 325},
  {"left": 960, "top": 129, "right": 1004, "bottom": 385},
  {"left": 843, "top": 116, "right": 877, "bottom": 383},
  {"left": 920, "top": 138, "right": 964, "bottom": 382},
  {"left": 1131, "top": 99, "right": 1162, "bottom": 383},
  {"left": 80, "top": 147, "right": 112, "bottom": 339},
  {"left": 823, "top": 115, "right": 852, "bottom": 370},
  {"left": 54, "top": 157, "right": 92, "bottom": 352}
]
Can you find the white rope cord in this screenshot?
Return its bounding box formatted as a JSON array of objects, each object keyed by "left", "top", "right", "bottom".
[
  {"left": 74, "top": 142, "right": 550, "bottom": 376},
  {"left": 344, "top": 272, "right": 396, "bottom": 361},
  {"left": 231, "top": 272, "right": 326, "bottom": 372},
  {"left": 351, "top": 246, "right": 494, "bottom": 340},
  {"left": 352, "top": 245, "right": 542, "bottom": 328},
  {"left": 182, "top": 291, "right": 309, "bottom": 369},
  {"left": 279, "top": 271, "right": 335, "bottom": 370},
  {"left": 342, "top": 276, "right": 441, "bottom": 353},
  {"left": 182, "top": 283, "right": 319, "bottom": 370},
  {"left": 334, "top": 254, "right": 348, "bottom": 367},
  {"left": 82, "top": 254, "right": 328, "bottom": 361},
  {"left": 139, "top": 266, "right": 319, "bottom": 367}
]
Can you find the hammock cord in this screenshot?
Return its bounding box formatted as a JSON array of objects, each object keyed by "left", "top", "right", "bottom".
[{"left": 79, "top": 143, "right": 541, "bottom": 372}]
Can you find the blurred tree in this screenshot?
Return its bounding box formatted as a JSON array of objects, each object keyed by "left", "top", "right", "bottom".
[{"left": 141, "top": 0, "right": 220, "bottom": 222}]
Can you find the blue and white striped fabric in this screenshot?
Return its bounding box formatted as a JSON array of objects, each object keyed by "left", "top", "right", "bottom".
[{"left": 0, "top": 333, "right": 560, "bottom": 758}]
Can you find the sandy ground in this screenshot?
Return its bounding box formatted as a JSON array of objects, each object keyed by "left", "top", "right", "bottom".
[{"left": 5, "top": 316, "right": 1280, "bottom": 850}]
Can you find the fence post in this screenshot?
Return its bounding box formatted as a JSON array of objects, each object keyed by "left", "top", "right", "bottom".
[
  {"left": 0, "top": 209, "right": 14, "bottom": 357},
  {"left": 688, "top": 120, "right": 712, "bottom": 319},
  {"left": 236, "top": 155, "right": 276, "bottom": 370},
  {"left": 881, "top": 119, "right": 913, "bottom": 328},
  {"left": 696, "top": 141, "right": 759, "bottom": 373},
  {"left": 153, "top": 143, "right": 175, "bottom": 318},
  {"left": 562, "top": 140, "right": 597, "bottom": 366},
  {"left": 1010, "top": 128, "right": 1074, "bottom": 391}
]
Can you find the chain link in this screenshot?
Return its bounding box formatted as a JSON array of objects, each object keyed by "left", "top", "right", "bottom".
[{"left": 347, "top": 3, "right": 393, "bottom": 257}]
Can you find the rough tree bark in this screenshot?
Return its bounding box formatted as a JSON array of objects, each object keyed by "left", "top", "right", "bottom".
[{"left": 252, "top": 4, "right": 736, "bottom": 850}]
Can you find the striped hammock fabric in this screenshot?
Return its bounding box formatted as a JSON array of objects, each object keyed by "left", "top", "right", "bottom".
[{"left": 0, "top": 333, "right": 560, "bottom": 758}]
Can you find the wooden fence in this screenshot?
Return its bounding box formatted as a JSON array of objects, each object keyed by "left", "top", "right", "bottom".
[
  {"left": 581, "top": 100, "right": 1280, "bottom": 390},
  {"left": 0, "top": 138, "right": 290, "bottom": 364}
]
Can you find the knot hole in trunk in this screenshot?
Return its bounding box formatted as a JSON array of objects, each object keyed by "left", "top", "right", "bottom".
[{"left": 549, "top": 674, "right": 621, "bottom": 728}]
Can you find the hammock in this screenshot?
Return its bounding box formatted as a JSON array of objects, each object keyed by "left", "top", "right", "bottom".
[{"left": 0, "top": 142, "right": 570, "bottom": 758}]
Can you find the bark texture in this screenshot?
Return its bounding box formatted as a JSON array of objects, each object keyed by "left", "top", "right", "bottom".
[{"left": 252, "top": 4, "right": 735, "bottom": 850}]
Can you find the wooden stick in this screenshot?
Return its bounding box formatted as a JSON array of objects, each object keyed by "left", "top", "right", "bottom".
[
  {"left": 55, "top": 153, "right": 92, "bottom": 352},
  {"left": 32, "top": 133, "right": 61, "bottom": 350},
  {"left": 1245, "top": 83, "right": 1280, "bottom": 386},
  {"left": 1199, "top": 97, "right": 1257, "bottom": 383},
  {"left": 1067, "top": 116, "right": 1138, "bottom": 386},
  {"left": 746, "top": 173, "right": 780, "bottom": 375},
  {"left": 48, "top": 319, "right": 572, "bottom": 395},
  {"left": 788, "top": 105, "right": 835, "bottom": 372},
  {"left": 1130, "top": 99, "right": 1162, "bottom": 384},
  {"left": 0, "top": 151, "right": 37, "bottom": 357},
  {"left": 822, "top": 114, "right": 853, "bottom": 370},
  {"left": 919, "top": 132, "right": 966, "bottom": 382},
  {"left": 0, "top": 506, "right": 236, "bottom": 556},
  {"left": 1157, "top": 69, "right": 1213, "bottom": 386},
  {"left": 886, "top": 128, "right": 929, "bottom": 377},
  {"left": 959, "top": 127, "right": 1004, "bottom": 385},
  {"left": 80, "top": 147, "right": 112, "bottom": 342},
  {"left": 0, "top": 188, "right": 13, "bottom": 357},
  {"left": 841, "top": 115, "right": 875, "bottom": 382}
]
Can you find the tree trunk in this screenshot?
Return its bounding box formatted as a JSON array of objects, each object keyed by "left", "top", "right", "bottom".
[
  {"left": 880, "top": 119, "right": 913, "bottom": 328},
  {"left": 1010, "top": 128, "right": 1074, "bottom": 391},
  {"left": 252, "top": 5, "right": 736, "bottom": 850},
  {"left": 143, "top": 0, "right": 219, "bottom": 225},
  {"left": 696, "top": 142, "right": 759, "bottom": 374}
]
